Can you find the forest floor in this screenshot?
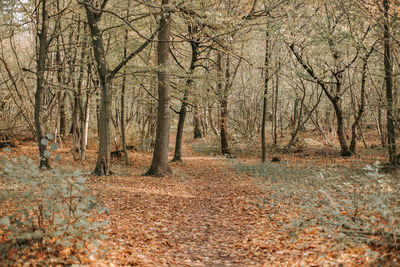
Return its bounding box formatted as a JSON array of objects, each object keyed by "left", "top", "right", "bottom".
[{"left": 1, "top": 132, "right": 399, "bottom": 266}]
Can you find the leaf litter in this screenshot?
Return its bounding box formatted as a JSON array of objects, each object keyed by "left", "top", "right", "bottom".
[{"left": 1, "top": 137, "right": 399, "bottom": 266}]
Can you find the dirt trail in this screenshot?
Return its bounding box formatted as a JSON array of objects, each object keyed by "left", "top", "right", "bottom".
[{"left": 95, "top": 139, "right": 282, "bottom": 266}]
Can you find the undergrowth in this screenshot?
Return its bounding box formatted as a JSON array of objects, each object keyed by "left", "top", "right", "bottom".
[
  {"left": 231, "top": 160, "right": 400, "bottom": 251},
  {"left": 0, "top": 136, "right": 108, "bottom": 265}
]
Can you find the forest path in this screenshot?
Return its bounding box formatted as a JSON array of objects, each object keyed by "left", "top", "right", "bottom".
[{"left": 95, "top": 137, "right": 286, "bottom": 266}]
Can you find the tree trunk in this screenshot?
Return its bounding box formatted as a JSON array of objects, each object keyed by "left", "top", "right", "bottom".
[
  {"left": 286, "top": 87, "right": 307, "bottom": 149},
  {"left": 34, "top": 0, "right": 50, "bottom": 169},
  {"left": 261, "top": 31, "right": 270, "bottom": 162},
  {"left": 293, "top": 99, "right": 299, "bottom": 130},
  {"left": 77, "top": 23, "right": 88, "bottom": 160},
  {"left": 83, "top": 4, "right": 113, "bottom": 175},
  {"left": 96, "top": 86, "right": 101, "bottom": 138},
  {"left": 59, "top": 93, "right": 66, "bottom": 138},
  {"left": 208, "top": 100, "right": 219, "bottom": 136},
  {"left": 94, "top": 82, "right": 112, "bottom": 175},
  {"left": 378, "top": 106, "right": 386, "bottom": 147},
  {"left": 383, "top": 0, "right": 397, "bottom": 166},
  {"left": 81, "top": 0, "right": 155, "bottom": 173},
  {"left": 220, "top": 97, "right": 230, "bottom": 155},
  {"left": 55, "top": 33, "right": 66, "bottom": 139},
  {"left": 172, "top": 91, "right": 188, "bottom": 162},
  {"left": 289, "top": 44, "right": 351, "bottom": 157},
  {"left": 80, "top": 92, "right": 90, "bottom": 160},
  {"left": 79, "top": 62, "right": 92, "bottom": 160},
  {"left": 173, "top": 27, "right": 199, "bottom": 162},
  {"left": 121, "top": 26, "right": 130, "bottom": 165},
  {"left": 332, "top": 100, "right": 351, "bottom": 156},
  {"left": 193, "top": 106, "right": 203, "bottom": 139},
  {"left": 218, "top": 53, "right": 230, "bottom": 155},
  {"left": 72, "top": 93, "right": 80, "bottom": 161},
  {"left": 273, "top": 70, "right": 279, "bottom": 146},
  {"left": 146, "top": 0, "right": 172, "bottom": 176},
  {"left": 201, "top": 104, "right": 208, "bottom": 136},
  {"left": 349, "top": 49, "right": 371, "bottom": 153}
]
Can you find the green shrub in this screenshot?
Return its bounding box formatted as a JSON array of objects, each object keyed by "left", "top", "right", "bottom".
[
  {"left": 0, "top": 138, "right": 108, "bottom": 264},
  {"left": 232, "top": 160, "right": 400, "bottom": 248},
  {"left": 191, "top": 139, "right": 220, "bottom": 155}
]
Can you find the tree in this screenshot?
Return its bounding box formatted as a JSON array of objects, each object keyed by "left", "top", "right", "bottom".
[
  {"left": 287, "top": 0, "right": 371, "bottom": 156},
  {"left": 383, "top": 0, "right": 397, "bottom": 166},
  {"left": 172, "top": 25, "right": 199, "bottom": 162},
  {"left": 34, "top": 0, "right": 53, "bottom": 169},
  {"left": 216, "top": 52, "right": 231, "bottom": 155},
  {"left": 146, "top": 0, "right": 172, "bottom": 176},
  {"left": 79, "top": 0, "right": 157, "bottom": 175},
  {"left": 261, "top": 31, "right": 270, "bottom": 162}
]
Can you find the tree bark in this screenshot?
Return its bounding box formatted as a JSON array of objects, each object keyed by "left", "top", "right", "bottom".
[
  {"left": 146, "top": 0, "right": 172, "bottom": 176},
  {"left": 193, "top": 106, "right": 203, "bottom": 139},
  {"left": 332, "top": 100, "right": 351, "bottom": 156},
  {"left": 72, "top": 93, "right": 80, "bottom": 161},
  {"left": 76, "top": 23, "right": 89, "bottom": 160},
  {"left": 80, "top": 92, "right": 90, "bottom": 160},
  {"left": 172, "top": 90, "right": 188, "bottom": 162},
  {"left": 349, "top": 48, "right": 372, "bottom": 153},
  {"left": 208, "top": 100, "right": 219, "bottom": 136},
  {"left": 34, "top": 0, "right": 50, "bottom": 169},
  {"left": 217, "top": 53, "right": 230, "bottom": 155},
  {"left": 289, "top": 44, "right": 351, "bottom": 156},
  {"left": 81, "top": 0, "right": 156, "bottom": 174},
  {"left": 261, "top": 31, "right": 270, "bottom": 162},
  {"left": 55, "top": 30, "right": 67, "bottom": 139},
  {"left": 121, "top": 27, "right": 130, "bottom": 165},
  {"left": 83, "top": 2, "right": 113, "bottom": 175},
  {"left": 273, "top": 68, "right": 279, "bottom": 146},
  {"left": 383, "top": 0, "right": 397, "bottom": 166},
  {"left": 173, "top": 26, "right": 199, "bottom": 162}
]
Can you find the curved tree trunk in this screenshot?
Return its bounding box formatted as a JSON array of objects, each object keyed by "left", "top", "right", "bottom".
[
  {"left": 349, "top": 48, "right": 372, "bottom": 153},
  {"left": 289, "top": 43, "right": 353, "bottom": 157},
  {"left": 173, "top": 27, "right": 199, "bottom": 162},
  {"left": 146, "top": 0, "right": 172, "bottom": 176},
  {"left": 172, "top": 94, "right": 187, "bottom": 162}
]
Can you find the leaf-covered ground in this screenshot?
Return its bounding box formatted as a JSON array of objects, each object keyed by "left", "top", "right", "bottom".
[
  {"left": 1, "top": 135, "right": 399, "bottom": 266},
  {"left": 88, "top": 139, "right": 397, "bottom": 266}
]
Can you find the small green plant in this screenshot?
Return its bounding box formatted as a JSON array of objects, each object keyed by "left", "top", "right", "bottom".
[
  {"left": 231, "top": 161, "right": 315, "bottom": 183},
  {"left": 191, "top": 139, "right": 220, "bottom": 155},
  {"left": 232, "top": 160, "right": 400, "bottom": 249},
  {"left": 138, "top": 138, "right": 154, "bottom": 152},
  {"left": 0, "top": 137, "right": 108, "bottom": 264}
]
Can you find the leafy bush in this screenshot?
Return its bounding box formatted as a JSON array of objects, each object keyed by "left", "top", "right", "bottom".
[
  {"left": 137, "top": 138, "right": 154, "bottom": 152},
  {"left": 231, "top": 161, "right": 316, "bottom": 183},
  {"left": 191, "top": 139, "right": 220, "bottom": 155},
  {"left": 0, "top": 139, "right": 108, "bottom": 264},
  {"left": 232, "top": 160, "right": 400, "bottom": 248}
]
